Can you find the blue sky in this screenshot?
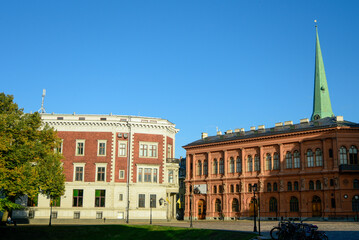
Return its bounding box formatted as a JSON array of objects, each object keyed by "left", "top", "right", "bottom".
[{"left": 1, "top": 1, "right": 358, "bottom": 158}]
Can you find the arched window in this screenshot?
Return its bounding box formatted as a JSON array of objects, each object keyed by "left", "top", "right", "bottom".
[
  {"left": 286, "top": 152, "right": 292, "bottom": 169},
  {"left": 254, "top": 155, "right": 260, "bottom": 171},
  {"left": 269, "top": 197, "right": 278, "bottom": 212},
  {"left": 236, "top": 157, "right": 242, "bottom": 173},
  {"left": 273, "top": 182, "right": 278, "bottom": 191},
  {"left": 315, "top": 149, "right": 323, "bottom": 166},
  {"left": 236, "top": 184, "right": 240, "bottom": 192},
  {"left": 294, "top": 151, "right": 300, "bottom": 168},
  {"left": 232, "top": 198, "right": 239, "bottom": 212},
  {"left": 290, "top": 197, "right": 299, "bottom": 212},
  {"left": 215, "top": 199, "right": 222, "bottom": 212},
  {"left": 219, "top": 158, "right": 224, "bottom": 174},
  {"left": 213, "top": 159, "right": 218, "bottom": 174},
  {"left": 247, "top": 155, "right": 253, "bottom": 172},
  {"left": 267, "top": 183, "right": 272, "bottom": 192},
  {"left": 230, "top": 184, "right": 234, "bottom": 193},
  {"left": 307, "top": 149, "right": 314, "bottom": 167},
  {"left": 203, "top": 160, "right": 208, "bottom": 175},
  {"left": 248, "top": 184, "right": 252, "bottom": 193},
  {"left": 354, "top": 179, "right": 359, "bottom": 189},
  {"left": 229, "top": 157, "right": 235, "bottom": 173},
  {"left": 266, "top": 154, "right": 272, "bottom": 170},
  {"left": 287, "top": 182, "right": 292, "bottom": 191},
  {"left": 213, "top": 185, "right": 217, "bottom": 193},
  {"left": 340, "top": 146, "right": 348, "bottom": 164},
  {"left": 349, "top": 146, "right": 358, "bottom": 165},
  {"left": 316, "top": 180, "right": 321, "bottom": 190},
  {"left": 309, "top": 180, "right": 314, "bottom": 190},
  {"left": 353, "top": 196, "right": 359, "bottom": 212},
  {"left": 197, "top": 160, "right": 202, "bottom": 176},
  {"left": 294, "top": 181, "right": 299, "bottom": 191},
  {"left": 273, "top": 153, "right": 280, "bottom": 170}
]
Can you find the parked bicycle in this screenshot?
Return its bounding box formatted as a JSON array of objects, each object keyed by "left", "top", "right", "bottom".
[{"left": 270, "top": 220, "right": 328, "bottom": 240}]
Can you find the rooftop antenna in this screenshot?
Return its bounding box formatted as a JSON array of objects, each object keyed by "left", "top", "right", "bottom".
[{"left": 38, "top": 89, "right": 46, "bottom": 113}]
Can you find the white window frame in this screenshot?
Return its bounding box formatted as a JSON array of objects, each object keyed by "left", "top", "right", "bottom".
[
  {"left": 139, "top": 142, "right": 158, "bottom": 158},
  {"left": 119, "top": 170, "right": 125, "bottom": 179},
  {"left": 73, "top": 163, "right": 86, "bottom": 182},
  {"left": 167, "top": 144, "right": 172, "bottom": 158},
  {"left": 136, "top": 164, "right": 160, "bottom": 183},
  {"left": 95, "top": 163, "right": 107, "bottom": 182},
  {"left": 97, "top": 140, "right": 107, "bottom": 156},
  {"left": 118, "top": 141, "right": 127, "bottom": 157},
  {"left": 55, "top": 139, "right": 63, "bottom": 154},
  {"left": 168, "top": 169, "right": 176, "bottom": 184},
  {"left": 75, "top": 140, "right": 85, "bottom": 156}
]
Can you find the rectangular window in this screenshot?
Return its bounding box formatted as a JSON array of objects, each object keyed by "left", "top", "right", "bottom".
[
  {"left": 138, "top": 168, "right": 143, "bottom": 182},
  {"left": 153, "top": 169, "right": 158, "bottom": 183},
  {"left": 55, "top": 140, "right": 63, "bottom": 154},
  {"left": 149, "top": 144, "right": 157, "bottom": 157},
  {"left": 98, "top": 141, "right": 106, "bottom": 156},
  {"left": 168, "top": 170, "right": 174, "bottom": 183},
  {"left": 73, "top": 189, "right": 83, "bottom": 207},
  {"left": 95, "top": 190, "right": 106, "bottom": 207},
  {"left": 52, "top": 196, "right": 61, "bottom": 207},
  {"left": 119, "top": 194, "right": 123, "bottom": 201},
  {"left": 167, "top": 145, "right": 172, "bottom": 158},
  {"left": 150, "top": 194, "right": 156, "bottom": 208},
  {"left": 74, "top": 211, "right": 80, "bottom": 219},
  {"left": 76, "top": 140, "right": 85, "bottom": 156},
  {"left": 144, "top": 168, "right": 152, "bottom": 182},
  {"left": 139, "top": 194, "right": 145, "bottom": 208},
  {"left": 75, "top": 167, "right": 83, "bottom": 181},
  {"left": 118, "top": 142, "right": 127, "bottom": 156},
  {"left": 97, "top": 167, "right": 106, "bottom": 181},
  {"left": 119, "top": 170, "right": 125, "bottom": 179},
  {"left": 96, "top": 212, "right": 103, "bottom": 219},
  {"left": 139, "top": 142, "right": 158, "bottom": 157},
  {"left": 331, "top": 198, "right": 336, "bottom": 208}
]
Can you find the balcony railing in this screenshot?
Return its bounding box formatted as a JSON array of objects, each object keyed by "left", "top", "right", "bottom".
[
  {"left": 339, "top": 164, "right": 359, "bottom": 172},
  {"left": 166, "top": 158, "right": 180, "bottom": 164}
]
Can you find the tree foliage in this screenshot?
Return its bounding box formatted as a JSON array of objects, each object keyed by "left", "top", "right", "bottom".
[{"left": 0, "top": 93, "right": 65, "bottom": 213}]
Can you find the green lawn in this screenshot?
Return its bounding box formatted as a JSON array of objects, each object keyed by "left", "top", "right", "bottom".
[{"left": 1, "top": 224, "right": 256, "bottom": 240}]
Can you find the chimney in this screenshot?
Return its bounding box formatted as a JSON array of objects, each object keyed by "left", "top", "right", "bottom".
[
  {"left": 217, "top": 131, "right": 222, "bottom": 136},
  {"left": 226, "top": 130, "right": 233, "bottom": 134},
  {"left": 300, "top": 118, "right": 309, "bottom": 124},
  {"left": 250, "top": 126, "right": 256, "bottom": 131},
  {"left": 284, "top": 121, "right": 293, "bottom": 126},
  {"left": 234, "top": 128, "right": 240, "bottom": 133},
  {"left": 258, "top": 125, "right": 265, "bottom": 130},
  {"left": 201, "top": 132, "right": 208, "bottom": 139},
  {"left": 336, "top": 116, "right": 344, "bottom": 122},
  {"left": 275, "top": 122, "right": 283, "bottom": 127}
]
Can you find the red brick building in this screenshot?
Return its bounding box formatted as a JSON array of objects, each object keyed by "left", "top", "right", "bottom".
[
  {"left": 19, "top": 114, "right": 179, "bottom": 221},
  {"left": 183, "top": 29, "right": 359, "bottom": 220}
]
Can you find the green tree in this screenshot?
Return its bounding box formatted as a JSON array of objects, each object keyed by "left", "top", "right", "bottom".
[{"left": 0, "top": 93, "right": 65, "bottom": 223}]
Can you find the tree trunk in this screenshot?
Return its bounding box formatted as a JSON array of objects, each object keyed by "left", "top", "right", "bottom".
[{"left": 1, "top": 210, "right": 9, "bottom": 225}]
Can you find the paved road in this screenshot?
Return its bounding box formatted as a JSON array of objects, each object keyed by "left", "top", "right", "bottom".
[{"left": 154, "top": 220, "right": 359, "bottom": 240}]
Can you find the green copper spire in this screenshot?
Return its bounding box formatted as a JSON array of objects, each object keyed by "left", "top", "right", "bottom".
[{"left": 311, "top": 26, "right": 334, "bottom": 121}]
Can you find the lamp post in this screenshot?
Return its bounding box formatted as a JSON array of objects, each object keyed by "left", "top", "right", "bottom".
[
  {"left": 150, "top": 198, "right": 153, "bottom": 224},
  {"left": 355, "top": 195, "right": 359, "bottom": 222},
  {"left": 190, "top": 194, "right": 193, "bottom": 228},
  {"left": 253, "top": 184, "right": 257, "bottom": 232},
  {"left": 49, "top": 198, "right": 53, "bottom": 227}
]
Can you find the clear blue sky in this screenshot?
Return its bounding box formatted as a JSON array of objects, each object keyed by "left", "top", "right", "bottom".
[{"left": 1, "top": 1, "right": 358, "bottom": 158}]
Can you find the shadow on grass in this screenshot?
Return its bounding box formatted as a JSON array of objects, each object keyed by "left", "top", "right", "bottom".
[{"left": 1, "top": 224, "right": 256, "bottom": 240}]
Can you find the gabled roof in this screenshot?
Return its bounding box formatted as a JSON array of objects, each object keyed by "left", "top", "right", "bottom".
[{"left": 183, "top": 117, "right": 359, "bottom": 148}]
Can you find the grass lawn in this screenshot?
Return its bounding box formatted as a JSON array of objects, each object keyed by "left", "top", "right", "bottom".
[{"left": 1, "top": 224, "right": 257, "bottom": 240}]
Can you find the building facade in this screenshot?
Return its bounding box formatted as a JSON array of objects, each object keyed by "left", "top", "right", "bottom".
[
  {"left": 15, "top": 114, "right": 179, "bottom": 221},
  {"left": 183, "top": 29, "right": 359, "bottom": 221}
]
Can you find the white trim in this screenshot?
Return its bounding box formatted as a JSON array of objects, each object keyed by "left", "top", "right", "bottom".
[
  {"left": 75, "top": 139, "right": 85, "bottom": 156},
  {"left": 118, "top": 141, "right": 127, "bottom": 157},
  {"left": 95, "top": 163, "right": 108, "bottom": 182},
  {"left": 73, "top": 163, "right": 86, "bottom": 182},
  {"left": 139, "top": 141, "right": 159, "bottom": 158}
]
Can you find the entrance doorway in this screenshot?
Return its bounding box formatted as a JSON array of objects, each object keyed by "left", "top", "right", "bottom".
[
  {"left": 198, "top": 200, "right": 206, "bottom": 219},
  {"left": 312, "top": 196, "right": 322, "bottom": 217}
]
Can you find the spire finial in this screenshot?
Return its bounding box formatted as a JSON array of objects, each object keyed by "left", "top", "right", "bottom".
[{"left": 314, "top": 19, "right": 317, "bottom": 28}]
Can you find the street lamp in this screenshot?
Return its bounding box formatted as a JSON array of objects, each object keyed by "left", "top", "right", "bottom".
[
  {"left": 355, "top": 195, "right": 359, "bottom": 222},
  {"left": 49, "top": 198, "right": 53, "bottom": 227},
  {"left": 150, "top": 198, "right": 153, "bottom": 224},
  {"left": 190, "top": 194, "right": 193, "bottom": 228},
  {"left": 253, "top": 184, "right": 257, "bottom": 232}
]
